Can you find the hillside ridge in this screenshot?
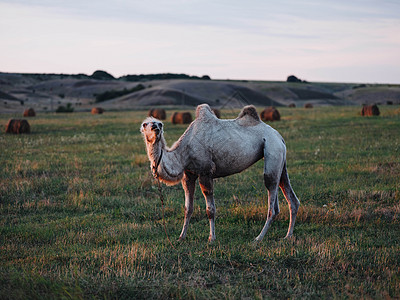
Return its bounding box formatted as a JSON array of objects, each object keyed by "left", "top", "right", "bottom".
[{"left": 1, "top": 72, "right": 399, "bottom": 113}]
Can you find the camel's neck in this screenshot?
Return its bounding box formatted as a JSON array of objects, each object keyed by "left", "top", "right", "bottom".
[{"left": 145, "top": 135, "right": 186, "bottom": 185}]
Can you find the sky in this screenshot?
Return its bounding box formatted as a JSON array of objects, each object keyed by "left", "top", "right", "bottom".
[{"left": 0, "top": 0, "right": 399, "bottom": 83}]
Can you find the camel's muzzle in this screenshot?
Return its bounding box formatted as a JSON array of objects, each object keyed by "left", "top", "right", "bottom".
[{"left": 151, "top": 123, "right": 162, "bottom": 133}]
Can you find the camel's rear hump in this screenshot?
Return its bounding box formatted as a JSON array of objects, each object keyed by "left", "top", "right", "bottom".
[{"left": 236, "top": 105, "right": 261, "bottom": 126}]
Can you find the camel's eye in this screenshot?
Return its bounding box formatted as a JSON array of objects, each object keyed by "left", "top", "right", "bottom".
[{"left": 142, "top": 123, "right": 148, "bottom": 129}]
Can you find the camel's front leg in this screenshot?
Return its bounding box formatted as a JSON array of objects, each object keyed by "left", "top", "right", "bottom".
[
  {"left": 179, "top": 171, "right": 197, "bottom": 241},
  {"left": 199, "top": 175, "right": 216, "bottom": 242}
]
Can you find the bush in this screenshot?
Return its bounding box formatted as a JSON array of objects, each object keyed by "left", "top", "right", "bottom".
[
  {"left": 56, "top": 103, "right": 74, "bottom": 113},
  {"left": 95, "top": 84, "right": 145, "bottom": 103}
]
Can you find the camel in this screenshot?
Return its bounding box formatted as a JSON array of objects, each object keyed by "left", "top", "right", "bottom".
[{"left": 140, "top": 104, "right": 300, "bottom": 242}]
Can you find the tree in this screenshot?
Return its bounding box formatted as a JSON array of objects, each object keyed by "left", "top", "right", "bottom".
[
  {"left": 287, "top": 75, "right": 301, "bottom": 83},
  {"left": 91, "top": 70, "right": 115, "bottom": 80}
]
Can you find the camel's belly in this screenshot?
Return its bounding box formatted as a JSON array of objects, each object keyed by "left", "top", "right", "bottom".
[
  {"left": 213, "top": 156, "right": 263, "bottom": 178},
  {"left": 212, "top": 139, "right": 264, "bottom": 178}
]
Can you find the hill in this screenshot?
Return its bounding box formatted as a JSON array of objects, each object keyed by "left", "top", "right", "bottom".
[{"left": 1, "top": 72, "right": 399, "bottom": 113}]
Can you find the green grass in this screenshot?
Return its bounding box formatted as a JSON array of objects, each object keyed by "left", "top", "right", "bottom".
[{"left": 1, "top": 106, "right": 399, "bottom": 299}]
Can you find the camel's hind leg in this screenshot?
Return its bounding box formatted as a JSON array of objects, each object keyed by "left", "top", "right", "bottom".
[
  {"left": 255, "top": 144, "right": 284, "bottom": 242},
  {"left": 199, "top": 175, "right": 216, "bottom": 242},
  {"left": 279, "top": 163, "right": 300, "bottom": 238},
  {"left": 255, "top": 174, "right": 281, "bottom": 242},
  {"left": 179, "top": 171, "right": 197, "bottom": 241}
]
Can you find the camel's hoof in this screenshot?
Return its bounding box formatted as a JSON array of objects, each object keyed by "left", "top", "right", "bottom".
[
  {"left": 283, "top": 235, "right": 294, "bottom": 241},
  {"left": 252, "top": 238, "right": 261, "bottom": 245}
]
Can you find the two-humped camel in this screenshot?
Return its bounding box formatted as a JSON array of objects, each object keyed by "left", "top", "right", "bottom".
[{"left": 141, "top": 104, "right": 300, "bottom": 242}]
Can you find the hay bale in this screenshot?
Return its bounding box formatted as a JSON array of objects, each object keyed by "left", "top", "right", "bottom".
[
  {"left": 304, "top": 103, "right": 313, "bottom": 109},
  {"left": 260, "top": 107, "right": 280, "bottom": 122},
  {"left": 91, "top": 107, "right": 104, "bottom": 114},
  {"left": 23, "top": 108, "right": 36, "bottom": 117},
  {"left": 212, "top": 108, "right": 221, "bottom": 118},
  {"left": 148, "top": 108, "right": 166, "bottom": 120},
  {"left": 5, "top": 119, "right": 30, "bottom": 134},
  {"left": 362, "top": 104, "right": 380, "bottom": 116},
  {"left": 288, "top": 103, "right": 296, "bottom": 108},
  {"left": 171, "top": 112, "right": 193, "bottom": 124}
]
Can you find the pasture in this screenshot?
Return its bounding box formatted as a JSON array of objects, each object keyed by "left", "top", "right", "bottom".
[{"left": 0, "top": 106, "right": 399, "bottom": 299}]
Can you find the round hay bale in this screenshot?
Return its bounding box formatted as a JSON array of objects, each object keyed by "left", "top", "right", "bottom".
[
  {"left": 288, "top": 103, "right": 296, "bottom": 108},
  {"left": 304, "top": 103, "right": 313, "bottom": 109},
  {"left": 212, "top": 108, "right": 221, "bottom": 118},
  {"left": 260, "top": 107, "right": 280, "bottom": 122},
  {"left": 361, "top": 104, "right": 380, "bottom": 116},
  {"left": 171, "top": 112, "right": 193, "bottom": 124},
  {"left": 23, "top": 108, "right": 36, "bottom": 117},
  {"left": 5, "top": 119, "right": 30, "bottom": 134},
  {"left": 148, "top": 108, "right": 166, "bottom": 120},
  {"left": 91, "top": 107, "right": 104, "bottom": 114}
]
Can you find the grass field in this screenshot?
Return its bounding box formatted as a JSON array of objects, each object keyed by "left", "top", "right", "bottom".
[{"left": 1, "top": 106, "right": 399, "bottom": 299}]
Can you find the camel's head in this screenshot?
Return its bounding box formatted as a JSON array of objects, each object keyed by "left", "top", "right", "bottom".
[{"left": 140, "top": 117, "right": 164, "bottom": 144}]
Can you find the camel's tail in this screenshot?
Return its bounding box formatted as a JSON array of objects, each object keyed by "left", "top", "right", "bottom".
[{"left": 279, "top": 162, "right": 300, "bottom": 238}]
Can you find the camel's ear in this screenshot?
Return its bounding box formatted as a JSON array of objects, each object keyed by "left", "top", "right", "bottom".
[{"left": 140, "top": 122, "right": 147, "bottom": 133}]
